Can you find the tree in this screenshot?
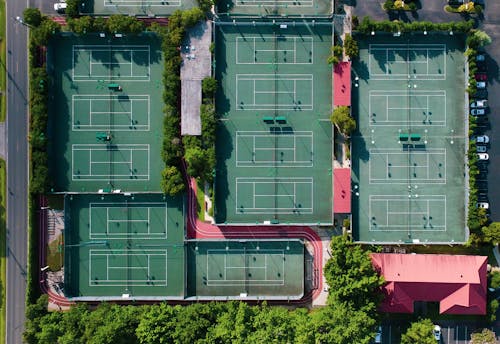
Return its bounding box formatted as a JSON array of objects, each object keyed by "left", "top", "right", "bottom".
[
  {"left": 206, "top": 301, "right": 255, "bottom": 344},
  {"left": 67, "top": 16, "right": 94, "bottom": 35},
  {"left": 343, "top": 34, "right": 359, "bottom": 59},
  {"left": 330, "top": 106, "right": 356, "bottom": 137},
  {"left": 202, "top": 77, "right": 217, "bottom": 98},
  {"left": 470, "top": 328, "right": 498, "bottom": 344},
  {"left": 32, "top": 19, "right": 61, "bottom": 46},
  {"left": 66, "top": 0, "right": 81, "bottom": 18},
  {"left": 185, "top": 146, "right": 216, "bottom": 181},
  {"left": 327, "top": 45, "right": 343, "bottom": 65},
  {"left": 401, "top": 319, "right": 436, "bottom": 344},
  {"left": 324, "top": 235, "right": 384, "bottom": 312},
  {"left": 490, "top": 270, "right": 500, "bottom": 289},
  {"left": 248, "top": 305, "right": 296, "bottom": 343},
  {"left": 160, "top": 166, "right": 185, "bottom": 196},
  {"left": 313, "top": 302, "right": 377, "bottom": 344},
  {"left": 107, "top": 15, "right": 145, "bottom": 34},
  {"left": 23, "top": 8, "right": 43, "bottom": 27},
  {"left": 482, "top": 222, "right": 500, "bottom": 244}
]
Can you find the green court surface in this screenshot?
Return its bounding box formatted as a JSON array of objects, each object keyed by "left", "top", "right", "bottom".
[
  {"left": 47, "top": 33, "right": 164, "bottom": 192},
  {"left": 64, "top": 193, "right": 185, "bottom": 299},
  {"left": 214, "top": 23, "right": 333, "bottom": 225},
  {"left": 187, "top": 239, "right": 304, "bottom": 299},
  {"left": 80, "top": 0, "right": 197, "bottom": 16},
  {"left": 351, "top": 34, "right": 467, "bottom": 244},
  {"left": 216, "top": 0, "right": 332, "bottom": 17}
]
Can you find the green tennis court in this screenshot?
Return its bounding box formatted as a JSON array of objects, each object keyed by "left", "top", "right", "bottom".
[
  {"left": 187, "top": 239, "right": 304, "bottom": 299},
  {"left": 216, "top": 0, "right": 332, "bottom": 17},
  {"left": 214, "top": 23, "right": 333, "bottom": 225},
  {"left": 351, "top": 33, "right": 467, "bottom": 244},
  {"left": 64, "top": 193, "right": 185, "bottom": 299},
  {"left": 82, "top": 0, "right": 198, "bottom": 16},
  {"left": 47, "top": 33, "right": 164, "bottom": 192}
]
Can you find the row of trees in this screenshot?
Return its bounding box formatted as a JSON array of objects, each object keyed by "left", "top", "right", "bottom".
[
  {"left": 23, "top": 236, "right": 385, "bottom": 344},
  {"left": 153, "top": 9, "right": 205, "bottom": 196},
  {"left": 327, "top": 34, "right": 358, "bottom": 65},
  {"left": 356, "top": 17, "right": 474, "bottom": 34}
]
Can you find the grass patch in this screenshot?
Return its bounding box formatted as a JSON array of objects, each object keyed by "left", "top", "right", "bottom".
[
  {"left": 0, "top": 0, "right": 5, "bottom": 122},
  {"left": 46, "top": 234, "right": 63, "bottom": 272},
  {"left": 196, "top": 180, "right": 205, "bottom": 221},
  {"left": 0, "top": 159, "right": 6, "bottom": 344}
]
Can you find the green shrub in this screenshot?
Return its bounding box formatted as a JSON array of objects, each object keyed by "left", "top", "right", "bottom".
[
  {"left": 343, "top": 34, "right": 359, "bottom": 59},
  {"left": 331, "top": 106, "right": 356, "bottom": 137},
  {"left": 23, "top": 8, "right": 43, "bottom": 27}
]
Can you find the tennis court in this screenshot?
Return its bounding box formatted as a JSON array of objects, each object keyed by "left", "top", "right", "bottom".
[
  {"left": 64, "top": 193, "right": 185, "bottom": 299},
  {"left": 216, "top": 0, "right": 332, "bottom": 17},
  {"left": 351, "top": 34, "right": 467, "bottom": 244},
  {"left": 187, "top": 239, "right": 304, "bottom": 299},
  {"left": 214, "top": 23, "right": 333, "bottom": 225},
  {"left": 47, "top": 33, "right": 163, "bottom": 192},
  {"left": 82, "top": 0, "right": 198, "bottom": 16}
]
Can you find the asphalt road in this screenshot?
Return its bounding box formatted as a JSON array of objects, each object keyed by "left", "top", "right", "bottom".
[{"left": 6, "top": 0, "right": 30, "bottom": 342}]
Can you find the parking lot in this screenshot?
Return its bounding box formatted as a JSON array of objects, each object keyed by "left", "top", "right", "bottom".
[{"left": 379, "top": 323, "right": 499, "bottom": 343}]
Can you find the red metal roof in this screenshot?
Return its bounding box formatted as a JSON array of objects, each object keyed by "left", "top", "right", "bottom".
[
  {"left": 333, "top": 168, "right": 351, "bottom": 213},
  {"left": 333, "top": 62, "right": 351, "bottom": 106},
  {"left": 371, "top": 253, "right": 487, "bottom": 315}
]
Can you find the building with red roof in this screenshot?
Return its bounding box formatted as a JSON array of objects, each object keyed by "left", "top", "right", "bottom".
[{"left": 371, "top": 253, "right": 487, "bottom": 315}]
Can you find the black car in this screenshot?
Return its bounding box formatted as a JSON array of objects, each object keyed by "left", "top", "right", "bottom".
[{"left": 475, "top": 89, "right": 488, "bottom": 99}]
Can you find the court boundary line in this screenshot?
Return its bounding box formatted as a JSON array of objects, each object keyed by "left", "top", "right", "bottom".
[
  {"left": 368, "top": 90, "right": 446, "bottom": 127},
  {"left": 89, "top": 202, "right": 168, "bottom": 240},
  {"left": 368, "top": 194, "right": 447, "bottom": 232},
  {"left": 368, "top": 148, "right": 447, "bottom": 184},
  {"left": 206, "top": 248, "right": 286, "bottom": 286},
  {"left": 104, "top": 0, "right": 182, "bottom": 6},
  {"left": 235, "top": 177, "right": 314, "bottom": 214},
  {"left": 72, "top": 144, "right": 150, "bottom": 181},
  {"left": 368, "top": 43, "right": 446, "bottom": 80},
  {"left": 236, "top": 36, "right": 314, "bottom": 65},
  {"left": 72, "top": 94, "right": 151, "bottom": 131},
  {"left": 89, "top": 249, "right": 168, "bottom": 286},
  {"left": 235, "top": 73, "right": 313, "bottom": 111},
  {"left": 72, "top": 44, "right": 151, "bottom": 82},
  {"left": 235, "top": 131, "right": 314, "bottom": 167}
]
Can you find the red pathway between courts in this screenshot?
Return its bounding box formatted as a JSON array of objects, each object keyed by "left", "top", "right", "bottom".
[
  {"left": 333, "top": 168, "right": 351, "bottom": 214},
  {"left": 333, "top": 61, "right": 351, "bottom": 107}
]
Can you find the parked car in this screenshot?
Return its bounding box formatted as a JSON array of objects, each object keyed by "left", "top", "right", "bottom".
[
  {"left": 477, "top": 145, "right": 487, "bottom": 153},
  {"left": 475, "top": 73, "right": 488, "bottom": 81},
  {"left": 433, "top": 325, "right": 441, "bottom": 341},
  {"left": 477, "top": 81, "right": 487, "bottom": 89},
  {"left": 471, "top": 100, "right": 488, "bottom": 108},
  {"left": 478, "top": 63, "right": 487, "bottom": 72},
  {"left": 471, "top": 108, "right": 486, "bottom": 116},
  {"left": 477, "top": 202, "right": 490, "bottom": 209},
  {"left": 54, "top": 2, "right": 67, "bottom": 13},
  {"left": 476, "top": 54, "right": 486, "bottom": 62},
  {"left": 478, "top": 153, "right": 489, "bottom": 161},
  {"left": 476, "top": 135, "right": 490, "bottom": 144}
]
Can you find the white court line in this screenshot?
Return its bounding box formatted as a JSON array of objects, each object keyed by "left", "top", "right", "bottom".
[
  {"left": 236, "top": 131, "right": 313, "bottom": 167},
  {"left": 236, "top": 74, "right": 313, "bottom": 111},
  {"left": 236, "top": 36, "right": 313, "bottom": 64},
  {"left": 369, "top": 195, "right": 447, "bottom": 232},
  {"left": 236, "top": 0, "right": 313, "bottom": 6},
  {"left": 89, "top": 202, "right": 168, "bottom": 239},
  {"left": 235, "top": 177, "right": 313, "bottom": 214},
  {"left": 206, "top": 249, "right": 285, "bottom": 286},
  {"left": 72, "top": 144, "right": 150, "bottom": 181},
  {"left": 104, "top": 0, "right": 181, "bottom": 5},
  {"left": 72, "top": 45, "right": 151, "bottom": 81},
  {"left": 89, "top": 249, "right": 168, "bottom": 286}
]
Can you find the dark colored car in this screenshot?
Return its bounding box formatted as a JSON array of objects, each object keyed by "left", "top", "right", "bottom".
[{"left": 475, "top": 73, "right": 488, "bottom": 81}]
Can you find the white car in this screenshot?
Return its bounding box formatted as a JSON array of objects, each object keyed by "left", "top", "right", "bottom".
[
  {"left": 471, "top": 100, "right": 488, "bottom": 108},
  {"left": 471, "top": 108, "right": 486, "bottom": 116},
  {"left": 477, "top": 145, "right": 487, "bottom": 153},
  {"left": 54, "top": 2, "right": 67, "bottom": 13},
  {"left": 477, "top": 81, "right": 487, "bottom": 89},
  {"left": 478, "top": 153, "right": 489, "bottom": 161},
  {"left": 433, "top": 325, "right": 441, "bottom": 341},
  {"left": 476, "top": 135, "right": 490, "bottom": 144},
  {"left": 477, "top": 202, "right": 489, "bottom": 209}
]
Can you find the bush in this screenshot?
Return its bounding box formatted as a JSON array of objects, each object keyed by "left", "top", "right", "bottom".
[
  {"left": 202, "top": 77, "right": 217, "bottom": 99},
  {"left": 343, "top": 34, "right": 359, "bottom": 59},
  {"left": 161, "top": 166, "right": 185, "bottom": 196},
  {"left": 490, "top": 271, "right": 500, "bottom": 289},
  {"left": 327, "top": 45, "right": 343, "bottom": 65},
  {"left": 65, "top": 0, "right": 81, "bottom": 18},
  {"left": 107, "top": 15, "right": 145, "bottom": 34}
]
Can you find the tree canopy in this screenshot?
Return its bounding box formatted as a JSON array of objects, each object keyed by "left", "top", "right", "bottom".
[
  {"left": 470, "top": 328, "right": 498, "bottom": 344},
  {"left": 401, "top": 319, "right": 437, "bottom": 344},
  {"left": 330, "top": 106, "right": 356, "bottom": 137},
  {"left": 343, "top": 34, "right": 359, "bottom": 59},
  {"left": 324, "top": 235, "right": 384, "bottom": 312}
]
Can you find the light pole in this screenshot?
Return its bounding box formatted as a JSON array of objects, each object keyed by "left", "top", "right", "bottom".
[{"left": 15, "top": 16, "right": 33, "bottom": 29}]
